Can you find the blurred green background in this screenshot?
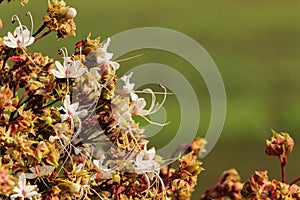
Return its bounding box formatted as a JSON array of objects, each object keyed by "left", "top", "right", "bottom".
[{"left": 1, "top": 0, "right": 300, "bottom": 199}]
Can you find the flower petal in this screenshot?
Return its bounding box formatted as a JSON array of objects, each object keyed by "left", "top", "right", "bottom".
[
  {"left": 96, "top": 57, "right": 105, "bottom": 64},
  {"left": 102, "top": 38, "right": 111, "bottom": 51},
  {"left": 55, "top": 61, "right": 65, "bottom": 74},
  {"left": 106, "top": 52, "right": 113, "bottom": 61},
  {"left": 51, "top": 69, "right": 65, "bottom": 79},
  {"left": 146, "top": 147, "right": 156, "bottom": 160},
  {"left": 60, "top": 113, "right": 68, "bottom": 122},
  {"left": 3, "top": 40, "right": 18, "bottom": 48},
  {"left": 63, "top": 95, "right": 71, "bottom": 109},
  {"left": 25, "top": 36, "right": 35, "bottom": 47},
  {"left": 69, "top": 102, "right": 79, "bottom": 114},
  {"left": 73, "top": 67, "right": 85, "bottom": 78},
  {"left": 25, "top": 173, "right": 37, "bottom": 179}
]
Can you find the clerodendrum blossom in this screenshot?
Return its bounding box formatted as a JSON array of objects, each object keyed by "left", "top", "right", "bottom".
[
  {"left": 60, "top": 95, "right": 87, "bottom": 122},
  {"left": 10, "top": 173, "right": 40, "bottom": 200},
  {"left": 25, "top": 163, "right": 55, "bottom": 179},
  {"left": 3, "top": 26, "right": 34, "bottom": 48},
  {"left": 135, "top": 144, "right": 160, "bottom": 180},
  {"left": 93, "top": 155, "right": 114, "bottom": 179},
  {"left": 96, "top": 38, "right": 120, "bottom": 70},
  {"left": 51, "top": 57, "right": 85, "bottom": 79},
  {"left": 119, "top": 72, "right": 135, "bottom": 95}
]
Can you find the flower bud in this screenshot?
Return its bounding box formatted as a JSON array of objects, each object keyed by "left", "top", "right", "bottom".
[
  {"left": 65, "top": 7, "right": 77, "bottom": 19},
  {"left": 69, "top": 182, "right": 81, "bottom": 193},
  {"left": 0, "top": 19, "right": 2, "bottom": 30},
  {"left": 265, "top": 130, "right": 294, "bottom": 158}
]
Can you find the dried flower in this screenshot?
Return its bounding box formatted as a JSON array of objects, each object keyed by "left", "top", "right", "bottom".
[
  {"left": 0, "top": 166, "right": 15, "bottom": 194},
  {"left": 265, "top": 130, "right": 294, "bottom": 159},
  {"left": 43, "top": 0, "right": 77, "bottom": 38},
  {"left": 241, "top": 171, "right": 300, "bottom": 199}
]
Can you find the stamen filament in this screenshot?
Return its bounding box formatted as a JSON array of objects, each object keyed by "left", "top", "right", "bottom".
[{"left": 26, "top": 11, "right": 34, "bottom": 36}]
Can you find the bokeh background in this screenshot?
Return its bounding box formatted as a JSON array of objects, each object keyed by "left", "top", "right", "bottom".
[{"left": 1, "top": 0, "right": 300, "bottom": 199}]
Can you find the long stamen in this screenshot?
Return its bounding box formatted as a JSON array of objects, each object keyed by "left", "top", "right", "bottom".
[
  {"left": 135, "top": 90, "right": 175, "bottom": 95},
  {"left": 26, "top": 11, "right": 34, "bottom": 36},
  {"left": 59, "top": 47, "right": 68, "bottom": 58},
  {"left": 154, "top": 171, "right": 166, "bottom": 197},
  {"left": 21, "top": 47, "right": 38, "bottom": 68},
  {"left": 141, "top": 115, "right": 170, "bottom": 127},
  {"left": 115, "top": 53, "right": 144, "bottom": 63},
  {"left": 147, "top": 85, "right": 167, "bottom": 115},
  {"left": 79, "top": 46, "right": 82, "bottom": 61}
]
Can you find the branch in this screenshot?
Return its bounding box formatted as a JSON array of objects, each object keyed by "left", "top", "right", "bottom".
[{"left": 290, "top": 177, "right": 300, "bottom": 186}]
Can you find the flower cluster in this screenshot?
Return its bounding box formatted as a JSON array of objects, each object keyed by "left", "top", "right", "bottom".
[
  {"left": 241, "top": 171, "right": 300, "bottom": 199},
  {"left": 201, "top": 169, "right": 242, "bottom": 200},
  {"left": 0, "top": 0, "right": 28, "bottom": 6},
  {"left": 202, "top": 131, "right": 300, "bottom": 200},
  {"left": 0, "top": 1, "right": 205, "bottom": 199},
  {"left": 4, "top": 1, "right": 300, "bottom": 200},
  {"left": 42, "top": 0, "right": 77, "bottom": 39}
]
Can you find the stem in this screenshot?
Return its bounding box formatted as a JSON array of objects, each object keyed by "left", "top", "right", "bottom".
[
  {"left": 2, "top": 54, "right": 9, "bottom": 69},
  {"left": 290, "top": 177, "right": 300, "bottom": 186},
  {"left": 9, "top": 99, "right": 29, "bottom": 123},
  {"left": 18, "top": 91, "right": 30, "bottom": 106},
  {"left": 200, "top": 178, "right": 222, "bottom": 200},
  {"left": 280, "top": 156, "right": 287, "bottom": 183},
  {"left": 32, "top": 23, "right": 46, "bottom": 37},
  {"left": 67, "top": 78, "right": 70, "bottom": 94},
  {"left": 34, "top": 29, "right": 51, "bottom": 42},
  {"left": 32, "top": 99, "right": 60, "bottom": 111}
]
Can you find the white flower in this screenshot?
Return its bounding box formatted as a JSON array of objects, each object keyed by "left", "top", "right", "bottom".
[
  {"left": 93, "top": 155, "right": 114, "bottom": 179},
  {"left": 3, "top": 26, "right": 34, "bottom": 48},
  {"left": 10, "top": 173, "right": 40, "bottom": 200},
  {"left": 131, "top": 93, "right": 149, "bottom": 116},
  {"left": 51, "top": 57, "right": 85, "bottom": 79},
  {"left": 96, "top": 38, "right": 120, "bottom": 70},
  {"left": 88, "top": 67, "right": 102, "bottom": 90},
  {"left": 112, "top": 96, "right": 133, "bottom": 129},
  {"left": 25, "top": 163, "right": 55, "bottom": 179},
  {"left": 60, "top": 95, "right": 87, "bottom": 122},
  {"left": 135, "top": 144, "right": 160, "bottom": 180},
  {"left": 130, "top": 86, "right": 167, "bottom": 118},
  {"left": 118, "top": 72, "right": 135, "bottom": 95}
]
